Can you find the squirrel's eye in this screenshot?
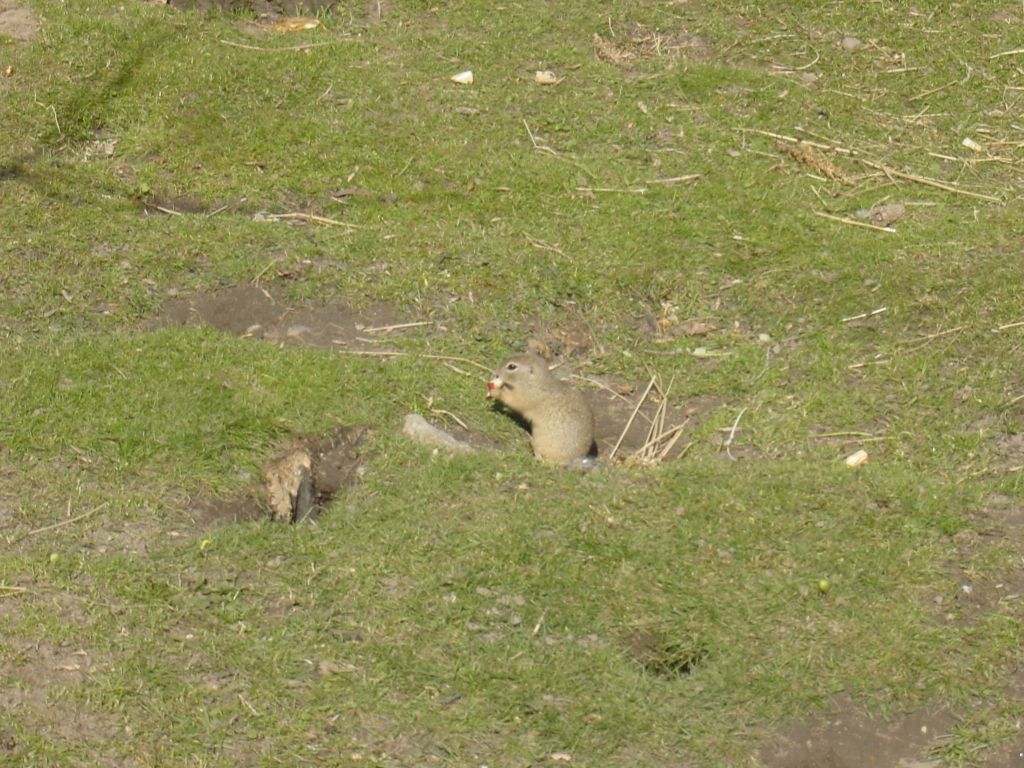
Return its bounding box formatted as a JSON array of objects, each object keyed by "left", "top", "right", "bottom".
[{"left": 505, "top": 362, "right": 518, "bottom": 371}]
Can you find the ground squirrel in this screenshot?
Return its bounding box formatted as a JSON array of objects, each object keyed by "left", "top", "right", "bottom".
[{"left": 486, "top": 352, "right": 596, "bottom": 466}]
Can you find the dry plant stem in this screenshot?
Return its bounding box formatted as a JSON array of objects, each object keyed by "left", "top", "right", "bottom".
[
  {"left": 990, "top": 48, "right": 1024, "bottom": 58},
  {"left": 609, "top": 376, "right": 656, "bottom": 462},
  {"left": 662, "top": 439, "right": 693, "bottom": 463},
  {"left": 431, "top": 409, "right": 470, "bottom": 430},
  {"left": 25, "top": 502, "right": 110, "bottom": 537},
  {"left": 841, "top": 307, "right": 888, "bottom": 323},
  {"left": 532, "top": 610, "right": 546, "bottom": 636},
  {"left": 442, "top": 361, "right": 474, "bottom": 378},
  {"left": 855, "top": 159, "right": 1002, "bottom": 203},
  {"left": 899, "top": 325, "right": 966, "bottom": 348},
  {"left": 814, "top": 211, "right": 896, "bottom": 233},
  {"left": 745, "top": 128, "right": 1003, "bottom": 203},
  {"left": 152, "top": 205, "right": 183, "bottom": 217},
  {"left": 994, "top": 320, "right": 1024, "bottom": 332},
  {"left": 262, "top": 212, "right": 362, "bottom": 228},
  {"left": 811, "top": 431, "right": 875, "bottom": 439},
  {"left": 573, "top": 375, "right": 651, "bottom": 413},
  {"left": 250, "top": 257, "right": 283, "bottom": 284},
  {"left": 361, "top": 321, "right": 433, "bottom": 334},
  {"left": 630, "top": 419, "right": 690, "bottom": 459},
  {"left": 523, "top": 120, "right": 598, "bottom": 178},
  {"left": 524, "top": 233, "right": 565, "bottom": 255},
  {"left": 1009, "top": 393, "right": 1024, "bottom": 406},
  {"left": 644, "top": 174, "right": 701, "bottom": 185},
  {"left": 723, "top": 407, "right": 747, "bottom": 461},
  {"left": 848, "top": 359, "right": 891, "bottom": 369},
  {"left": 576, "top": 186, "right": 648, "bottom": 194},
  {"left": 219, "top": 39, "right": 341, "bottom": 52}
]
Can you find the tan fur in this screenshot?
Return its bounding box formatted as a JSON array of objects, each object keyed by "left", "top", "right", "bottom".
[{"left": 488, "top": 353, "right": 595, "bottom": 465}]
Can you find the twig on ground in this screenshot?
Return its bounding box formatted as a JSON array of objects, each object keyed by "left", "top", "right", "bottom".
[
  {"left": 523, "top": 120, "right": 598, "bottom": 178},
  {"left": 251, "top": 257, "right": 283, "bottom": 285},
  {"left": 532, "top": 610, "right": 546, "bottom": 636},
  {"left": 524, "top": 234, "right": 565, "bottom": 255},
  {"left": 848, "top": 359, "right": 891, "bottom": 369},
  {"left": 431, "top": 409, "right": 470, "bottom": 430},
  {"left": 644, "top": 174, "right": 701, "bottom": 185},
  {"left": 993, "top": 320, "right": 1024, "bottom": 332},
  {"left": 25, "top": 502, "right": 110, "bottom": 537},
  {"left": 442, "top": 361, "right": 474, "bottom": 378},
  {"left": 745, "top": 127, "right": 1003, "bottom": 202},
  {"left": 361, "top": 321, "right": 432, "bottom": 334},
  {"left": 257, "top": 212, "right": 362, "bottom": 228},
  {"left": 722, "top": 407, "right": 747, "bottom": 461},
  {"left": 854, "top": 159, "right": 1002, "bottom": 203},
  {"left": 815, "top": 211, "right": 896, "bottom": 232},
  {"left": 576, "top": 186, "right": 648, "bottom": 194},
  {"left": 989, "top": 48, "right": 1024, "bottom": 59},
  {"left": 771, "top": 47, "right": 820, "bottom": 71},
  {"left": 841, "top": 307, "right": 888, "bottom": 323},
  {"left": 151, "top": 205, "right": 183, "bottom": 216},
  {"left": 630, "top": 420, "right": 690, "bottom": 460},
  {"left": 898, "top": 325, "right": 966, "bottom": 347},
  {"left": 219, "top": 39, "right": 341, "bottom": 52}
]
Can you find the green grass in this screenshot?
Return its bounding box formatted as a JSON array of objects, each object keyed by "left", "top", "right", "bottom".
[{"left": 2, "top": 0, "right": 1024, "bottom": 765}]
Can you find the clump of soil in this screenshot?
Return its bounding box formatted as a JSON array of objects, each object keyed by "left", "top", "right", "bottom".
[{"left": 263, "top": 424, "right": 368, "bottom": 522}]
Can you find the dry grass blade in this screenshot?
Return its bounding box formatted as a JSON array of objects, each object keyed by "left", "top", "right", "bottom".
[
  {"left": 361, "top": 321, "right": 433, "bottom": 334},
  {"left": 219, "top": 40, "right": 341, "bottom": 52},
  {"left": 609, "top": 376, "right": 656, "bottom": 462},
  {"left": 814, "top": 211, "right": 896, "bottom": 233},
  {"left": 258, "top": 212, "right": 362, "bottom": 228},
  {"left": 854, "top": 159, "right": 1002, "bottom": 203},
  {"left": 628, "top": 420, "right": 691, "bottom": 465},
  {"left": 621, "top": 375, "right": 692, "bottom": 466},
  {"left": 25, "top": 502, "right": 110, "bottom": 537}
]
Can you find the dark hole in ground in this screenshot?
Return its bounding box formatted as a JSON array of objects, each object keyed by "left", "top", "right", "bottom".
[{"left": 625, "top": 629, "right": 707, "bottom": 678}]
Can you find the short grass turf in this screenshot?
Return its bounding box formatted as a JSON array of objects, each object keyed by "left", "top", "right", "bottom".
[{"left": 2, "top": 0, "right": 1024, "bottom": 765}]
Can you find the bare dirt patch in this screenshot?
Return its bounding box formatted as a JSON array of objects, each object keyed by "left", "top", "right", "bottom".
[
  {"left": 153, "top": 283, "right": 404, "bottom": 351},
  {"left": 0, "top": 0, "right": 39, "bottom": 43},
  {"left": 1, "top": 639, "right": 123, "bottom": 762},
  {"left": 758, "top": 696, "right": 956, "bottom": 768}
]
